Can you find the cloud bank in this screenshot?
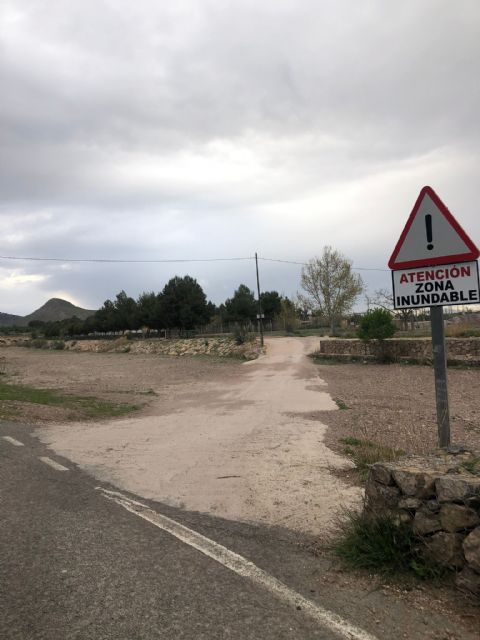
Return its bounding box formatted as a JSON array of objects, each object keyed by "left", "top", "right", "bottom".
[{"left": 1, "top": 0, "right": 479, "bottom": 313}]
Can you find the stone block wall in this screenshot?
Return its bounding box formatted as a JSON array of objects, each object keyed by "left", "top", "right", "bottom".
[
  {"left": 317, "top": 338, "right": 480, "bottom": 364},
  {"left": 366, "top": 451, "right": 480, "bottom": 596},
  {"left": 67, "top": 336, "right": 261, "bottom": 360}
]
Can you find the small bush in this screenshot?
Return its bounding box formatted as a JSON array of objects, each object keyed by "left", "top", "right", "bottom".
[
  {"left": 52, "top": 340, "right": 65, "bottom": 350},
  {"left": 334, "top": 509, "right": 444, "bottom": 580},
  {"left": 358, "top": 309, "right": 396, "bottom": 342},
  {"left": 233, "top": 327, "right": 249, "bottom": 345}
]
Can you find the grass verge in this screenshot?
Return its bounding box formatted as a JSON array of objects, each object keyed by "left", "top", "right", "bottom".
[
  {"left": 0, "top": 381, "right": 138, "bottom": 421},
  {"left": 334, "top": 509, "right": 446, "bottom": 581},
  {"left": 339, "top": 437, "right": 405, "bottom": 479}
]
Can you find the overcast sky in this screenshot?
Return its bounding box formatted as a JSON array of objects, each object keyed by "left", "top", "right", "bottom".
[{"left": 1, "top": 1, "right": 479, "bottom": 314}]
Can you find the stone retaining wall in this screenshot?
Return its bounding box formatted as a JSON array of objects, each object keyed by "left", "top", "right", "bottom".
[
  {"left": 63, "top": 336, "right": 261, "bottom": 359},
  {"left": 316, "top": 338, "right": 480, "bottom": 364},
  {"left": 367, "top": 451, "right": 480, "bottom": 596}
]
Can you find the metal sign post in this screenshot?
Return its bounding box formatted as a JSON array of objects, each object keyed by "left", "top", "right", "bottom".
[
  {"left": 430, "top": 305, "right": 450, "bottom": 447},
  {"left": 389, "top": 186, "right": 479, "bottom": 449}
]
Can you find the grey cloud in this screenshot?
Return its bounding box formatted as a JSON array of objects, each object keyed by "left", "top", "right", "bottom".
[{"left": 0, "top": 1, "right": 479, "bottom": 312}]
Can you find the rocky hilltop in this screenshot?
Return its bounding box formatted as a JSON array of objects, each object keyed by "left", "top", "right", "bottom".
[{"left": 0, "top": 298, "right": 96, "bottom": 326}]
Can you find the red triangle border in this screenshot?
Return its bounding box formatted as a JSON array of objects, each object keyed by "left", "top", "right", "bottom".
[{"left": 388, "top": 186, "right": 479, "bottom": 270}]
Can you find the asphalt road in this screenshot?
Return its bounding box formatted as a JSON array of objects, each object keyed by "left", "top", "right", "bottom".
[{"left": 0, "top": 422, "right": 475, "bottom": 640}]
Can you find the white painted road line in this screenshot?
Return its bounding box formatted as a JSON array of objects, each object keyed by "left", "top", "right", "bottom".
[
  {"left": 97, "top": 487, "right": 378, "bottom": 640},
  {"left": 39, "top": 457, "right": 70, "bottom": 472},
  {"left": 2, "top": 436, "right": 25, "bottom": 447}
]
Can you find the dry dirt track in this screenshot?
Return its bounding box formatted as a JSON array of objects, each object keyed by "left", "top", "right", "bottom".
[{"left": 38, "top": 337, "right": 361, "bottom": 535}]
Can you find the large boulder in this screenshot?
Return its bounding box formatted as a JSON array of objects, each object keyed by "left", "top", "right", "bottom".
[
  {"left": 440, "top": 504, "right": 480, "bottom": 532},
  {"left": 370, "top": 463, "right": 394, "bottom": 486},
  {"left": 436, "top": 476, "right": 480, "bottom": 503},
  {"left": 412, "top": 509, "right": 442, "bottom": 536},
  {"left": 392, "top": 468, "right": 436, "bottom": 498},
  {"left": 424, "top": 532, "right": 465, "bottom": 569},
  {"left": 365, "top": 476, "right": 400, "bottom": 510}
]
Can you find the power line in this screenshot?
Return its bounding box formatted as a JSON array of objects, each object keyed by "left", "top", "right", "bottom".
[
  {"left": 258, "top": 257, "right": 306, "bottom": 266},
  {"left": 258, "top": 257, "right": 390, "bottom": 272},
  {"left": 0, "top": 255, "right": 253, "bottom": 264},
  {"left": 0, "top": 253, "right": 390, "bottom": 271}
]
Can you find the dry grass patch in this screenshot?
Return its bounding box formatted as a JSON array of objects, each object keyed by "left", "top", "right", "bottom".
[{"left": 339, "top": 437, "right": 405, "bottom": 479}]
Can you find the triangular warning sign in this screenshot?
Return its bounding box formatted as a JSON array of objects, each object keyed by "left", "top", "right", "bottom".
[{"left": 389, "top": 186, "right": 479, "bottom": 270}]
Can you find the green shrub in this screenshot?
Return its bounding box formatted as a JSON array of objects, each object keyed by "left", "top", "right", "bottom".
[
  {"left": 52, "top": 340, "right": 65, "bottom": 350},
  {"left": 233, "top": 327, "right": 249, "bottom": 345},
  {"left": 334, "top": 510, "right": 445, "bottom": 580},
  {"left": 358, "top": 309, "right": 396, "bottom": 342}
]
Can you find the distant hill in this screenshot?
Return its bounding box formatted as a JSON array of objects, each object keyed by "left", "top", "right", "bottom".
[
  {"left": 0, "top": 298, "right": 96, "bottom": 327},
  {"left": 0, "top": 312, "right": 23, "bottom": 327}
]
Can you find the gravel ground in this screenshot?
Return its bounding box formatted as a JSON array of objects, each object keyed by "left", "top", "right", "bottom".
[
  {"left": 0, "top": 347, "right": 240, "bottom": 422},
  {"left": 313, "top": 360, "right": 480, "bottom": 457}
]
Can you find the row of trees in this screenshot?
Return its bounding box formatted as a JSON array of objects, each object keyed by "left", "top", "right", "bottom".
[
  {"left": 35, "top": 276, "right": 297, "bottom": 337},
  {"left": 32, "top": 246, "right": 404, "bottom": 338}
]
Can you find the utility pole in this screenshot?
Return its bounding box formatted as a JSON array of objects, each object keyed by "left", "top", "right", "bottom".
[{"left": 255, "top": 252, "right": 264, "bottom": 348}]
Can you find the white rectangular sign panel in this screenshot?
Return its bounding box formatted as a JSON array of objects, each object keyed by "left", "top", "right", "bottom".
[{"left": 392, "top": 260, "right": 480, "bottom": 309}]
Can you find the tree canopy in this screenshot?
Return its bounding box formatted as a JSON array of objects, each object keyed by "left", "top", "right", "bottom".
[
  {"left": 299, "top": 246, "right": 364, "bottom": 333},
  {"left": 223, "top": 284, "right": 257, "bottom": 323},
  {"left": 260, "top": 290, "right": 282, "bottom": 321},
  {"left": 160, "top": 276, "right": 211, "bottom": 330}
]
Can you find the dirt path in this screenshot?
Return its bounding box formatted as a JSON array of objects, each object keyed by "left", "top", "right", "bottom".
[{"left": 38, "top": 337, "right": 360, "bottom": 534}]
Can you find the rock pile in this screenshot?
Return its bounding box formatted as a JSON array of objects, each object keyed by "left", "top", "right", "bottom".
[{"left": 366, "top": 449, "right": 480, "bottom": 596}]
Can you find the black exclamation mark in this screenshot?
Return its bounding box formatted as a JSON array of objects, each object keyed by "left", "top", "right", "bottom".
[{"left": 425, "top": 214, "right": 434, "bottom": 250}]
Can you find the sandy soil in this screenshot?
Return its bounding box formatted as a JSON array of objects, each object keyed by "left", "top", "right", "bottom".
[
  {"left": 313, "top": 361, "right": 480, "bottom": 458},
  {"left": 25, "top": 338, "right": 359, "bottom": 535}
]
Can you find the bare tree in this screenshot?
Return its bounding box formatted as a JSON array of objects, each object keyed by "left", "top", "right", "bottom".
[
  {"left": 299, "top": 246, "right": 364, "bottom": 334},
  {"left": 371, "top": 288, "right": 413, "bottom": 331}
]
